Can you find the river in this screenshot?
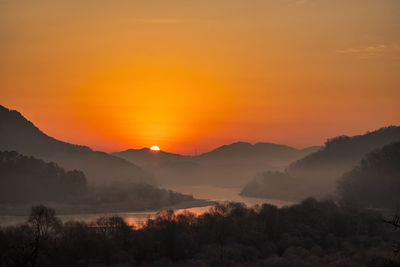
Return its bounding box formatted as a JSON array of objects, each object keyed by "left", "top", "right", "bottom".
[{"left": 0, "top": 185, "right": 294, "bottom": 227}]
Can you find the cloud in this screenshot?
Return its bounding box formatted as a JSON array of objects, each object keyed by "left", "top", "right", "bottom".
[
  {"left": 336, "top": 44, "right": 400, "bottom": 58},
  {"left": 130, "top": 18, "right": 216, "bottom": 25},
  {"left": 283, "top": 0, "right": 314, "bottom": 6},
  {"left": 337, "top": 44, "right": 386, "bottom": 54},
  {"left": 292, "top": 0, "right": 311, "bottom": 4}
]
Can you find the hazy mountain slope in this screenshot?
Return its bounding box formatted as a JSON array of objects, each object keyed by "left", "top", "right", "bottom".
[
  {"left": 188, "top": 142, "right": 320, "bottom": 187},
  {"left": 115, "top": 142, "right": 320, "bottom": 168},
  {"left": 196, "top": 141, "right": 319, "bottom": 163},
  {"left": 241, "top": 126, "right": 400, "bottom": 200},
  {"left": 0, "top": 105, "right": 153, "bottom": 184}
]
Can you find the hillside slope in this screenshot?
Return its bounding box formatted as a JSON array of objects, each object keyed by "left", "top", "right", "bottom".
[
  {"left": 338, "top": 141, "right": 400, "bottom": 209},
  {"left": 241, "top": 126, "right": 400, "bottom": 200}
]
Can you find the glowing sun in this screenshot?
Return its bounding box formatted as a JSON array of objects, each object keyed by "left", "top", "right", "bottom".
[{"left": 150, "top": 145, "right": 160, "bottom": 151}]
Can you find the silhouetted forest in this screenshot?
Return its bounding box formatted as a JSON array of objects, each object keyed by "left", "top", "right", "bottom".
[
  {"left": 0, "top": 151, "right": 199, "bottom": 214},
  {"left": 338, "top": 142, "right": 400, "bottom": 210},
  {"left": 1, "top": 201, "right": 399, "bottom": 266},
  {"left": 0, "top": 151, "right": 87, "bottom": 202},
  {"left": 241, "top": 127, "right": 400, "bottom": 200}
]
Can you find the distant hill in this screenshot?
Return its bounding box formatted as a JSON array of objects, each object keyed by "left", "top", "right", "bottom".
[
  {"left": 337, "top": 141, "right": 400, "bottom": 209},
  {"left": 196, "top": 141, "right": 320, "bottom": 163},
  {"left": 241, "top": 126, "right": 400, "bottom": 200},
  {"left": 0, "top": 105, "right": 153, "bottom": 185},
  {"left": 114, "top": 142, "right": 320, "bottom": 187}
]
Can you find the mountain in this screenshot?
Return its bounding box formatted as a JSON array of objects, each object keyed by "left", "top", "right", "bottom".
[
  {"left": 241, "top": 126, "right": 400, "bottom": 200},
  {"left": 0, "top": 105, "right": 153, "bottom": 185},
  {"left": 287, "top": 126, "right": 400, "bottom": 177}
]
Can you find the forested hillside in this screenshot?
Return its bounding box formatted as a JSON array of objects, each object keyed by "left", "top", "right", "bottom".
[
  {"left": 241, "top": 127, "right": 400, "bottom": 200},
  {"left": 338, "top": 142, "right": 400, "bottom": 209}
]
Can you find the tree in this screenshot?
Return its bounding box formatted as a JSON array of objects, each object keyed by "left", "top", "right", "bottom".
[
  {"left": 384, "top": 215, "right": 400, "bottom": 254},
  {"left": 28, "top": 205, "right": 61, "bottom": 240}
]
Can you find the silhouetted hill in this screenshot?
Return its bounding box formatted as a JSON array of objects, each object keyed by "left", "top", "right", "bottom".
[
  {"left": 338, "top": 141, "right": 400, "bottom": 209},
  {"left": 241, "top": 126, "right": 400, "bottom": 200},
  {"left": 0, "top": 150, "right": 87, "bottom": 202},
  {"left": 0, "top": 105, "right": 153, "bottom": 184}
]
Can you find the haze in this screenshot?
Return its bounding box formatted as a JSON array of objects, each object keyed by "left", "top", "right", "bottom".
[
  {"left": 1, "top": 1, "right": 400, "bottom": 265},
  {"left": 1, "top": 0, "right": 399, "bottom": 154}
]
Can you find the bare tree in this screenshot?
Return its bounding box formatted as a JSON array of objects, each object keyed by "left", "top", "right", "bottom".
[
  {"left": 384, "top": 215, "right": 400, "bottom": 254},
  {"left": 27, "top": 205, "right": 61, "bottom": 266}
]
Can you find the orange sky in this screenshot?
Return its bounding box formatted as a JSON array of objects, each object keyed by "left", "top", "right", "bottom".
[{"left": 1, "top": 0, "right": 399, "bottom": 154}]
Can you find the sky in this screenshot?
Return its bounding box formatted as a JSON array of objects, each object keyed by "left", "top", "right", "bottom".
[{"left": 1, "top": 0, "right": 399, "bottom": 154}]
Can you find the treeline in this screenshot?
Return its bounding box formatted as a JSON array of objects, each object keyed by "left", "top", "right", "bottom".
[
  {"left": 0, "top": 151, "right": 86, "bottom": 202},
  {"left": 1, "top": 201, "right": 399, "bottom": 266}
]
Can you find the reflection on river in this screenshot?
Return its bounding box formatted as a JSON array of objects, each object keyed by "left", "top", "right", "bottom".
[{"left": 0, "top": 186, "right": 294, "bottom": 227}]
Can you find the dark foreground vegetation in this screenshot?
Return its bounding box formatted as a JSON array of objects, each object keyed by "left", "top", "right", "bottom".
[{"left": 1, "top": 201, "right": 399, "bottom": 267}]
